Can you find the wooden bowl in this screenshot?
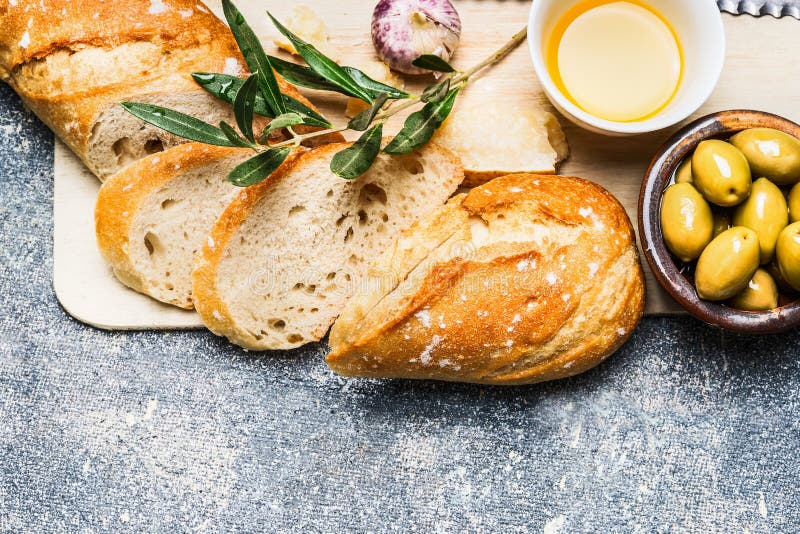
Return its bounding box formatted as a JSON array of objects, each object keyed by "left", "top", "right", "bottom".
[{"left": 639, "top": 110, "right": 800, "bottom": 333}]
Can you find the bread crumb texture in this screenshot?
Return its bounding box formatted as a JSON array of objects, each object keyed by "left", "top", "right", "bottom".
[
  {"left": 328, "top": 174, "right": 646, "bottom": 385},
  {"left": 192, "top": 141, "right": 463, "bottom": 351}
]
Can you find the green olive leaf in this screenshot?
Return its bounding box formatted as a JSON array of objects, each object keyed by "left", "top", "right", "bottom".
[
  {"left": 411, "top": 54, "right": 456, "bottom": 73},
  {"left": 341, "top": 67, "right": 412, "bottom": 100},
  {"left": 267, "top": 55, "right": 346, "bottom": 94},
  {"left": 258, "top": 112, "right": 305, "bottom": 144},
  {"left": 268, "top": 12, "right": 374, "bottom": 103},
  {"left": 220, "top": 121, "right": 258, "bottom": 149},
  {"left": 280, "top": 96, "right": 332, "bottom": 129},
  {"left": 222, "top": 0, "right": 286, "bottom": 115},
  {"left": 233, "top": 73, "right": 258, "bottom": 142},
  {"left": 421, "top": 78, "right": 451, "bottom": 103},
  {"left": 330, "top": 123, "right": 383, "bottom": 180},
  {"left": 348, "top": 93, "right": 389, "bottom": 132},
  {"left": 384, "top": 87, "right": 460, "bottom": 155},
  {"left": 269, "top": 56, "right": 410, "bottom": 101},
  {"left": 228, "top": 148, "right": 292, "bottom": 187},
  {"left": 192, "top": 72, "right": 332, "bottom": 128},
  {"left": 121, "top": 103, "right": 237, "bottom": 147}
]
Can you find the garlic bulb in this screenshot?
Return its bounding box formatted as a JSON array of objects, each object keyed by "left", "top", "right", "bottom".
[{"left": 371, "top": 0, "right": 462, "bottom": 75}]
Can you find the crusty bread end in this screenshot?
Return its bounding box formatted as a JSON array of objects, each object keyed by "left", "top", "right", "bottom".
[{"left": 327, "top": 174, "right": 645, "bottom": 385}]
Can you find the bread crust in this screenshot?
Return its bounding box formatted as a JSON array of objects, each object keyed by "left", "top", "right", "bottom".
[
  {"left": 192, "top": 141, "right": 464, "bottom": 351},
  {"left": 95, "top": 143, "right": 246, "bottom": 308},
  {"left": 0, "top": 0, "right": 337, "bottom": 179},
  {"left": 327, "top": 174, "right": 646, "bottom": 385}
]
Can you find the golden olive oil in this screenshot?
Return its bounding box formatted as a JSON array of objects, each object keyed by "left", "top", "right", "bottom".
[{"left": 545, "top": 0, "right": 683, "bottom": 122}]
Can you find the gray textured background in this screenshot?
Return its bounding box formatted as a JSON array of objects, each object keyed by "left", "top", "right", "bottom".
[{"left": 1, "top": 79, "right": 799, "bottom": 532}]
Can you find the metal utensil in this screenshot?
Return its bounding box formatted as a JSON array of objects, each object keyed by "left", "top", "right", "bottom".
[{"left": 718, "top": 0, "right": 800, "bottom": 18}]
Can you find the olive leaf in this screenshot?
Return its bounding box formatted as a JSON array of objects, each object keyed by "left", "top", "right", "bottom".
[
  {"left": 233, "top": 73, "right": 259, "bottom": 142},
  {"left": 192, "top": 73, "right": 332, "bottom": 128},
  {"left": 348, "top": 93, "right": 389, "bottom": 132},
  {"left": 222, "top": 0, "right": 286, "bottom": 115},
  {"left": 342, "top": 67, "right": 412, "bottom": 100},
  {"left": 268, "top": 55, "right": 345, "bottom": 94},
  {"left": 228, "top": 148, "right": 292, "bottom": 186},
  {"left": 121, "top": 103, "right": 238, "bottom": 147},
  {"left": 279, "top": 97, "right": 332, "bottom": 129},
  {"left": 270, "top": 56, "right": 411, "bottom": 101},
  {"left": 384, "top": 87, "right": 460, "bottom": 155},
  {"left": 220, "top": 121, "right": 258, "bottom": 149},
  {"left": 331, "top": 123, "right": 383, "bottom": 179},
  {"left": 258, "top": 112, "right": 305, "bottom": 144},
  {"left": 421, "top": 78, "right": 451, "bottom": 103},
  {"left": 412, "top": 55, "right": 456, "bottom": 73},
  {"left": 268, "top": 12, "right": 374, "bottom": 103}
]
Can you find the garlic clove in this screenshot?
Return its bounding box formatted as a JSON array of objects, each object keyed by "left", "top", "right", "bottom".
[{"left": 372, "top": 0, "right": 462, "bottom": 75}]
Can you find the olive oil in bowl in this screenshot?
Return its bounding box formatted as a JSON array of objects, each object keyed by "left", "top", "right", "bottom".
[{"left": 545, "top": 0, "right": 683, "bottom": 123}]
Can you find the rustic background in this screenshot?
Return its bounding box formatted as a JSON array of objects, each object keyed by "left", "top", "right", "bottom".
[{"left": 3, "top": 2, "right": 800, "bottom": 530}]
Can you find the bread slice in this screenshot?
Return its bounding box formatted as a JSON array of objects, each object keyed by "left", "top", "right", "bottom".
[
  {"left": 432, "top": 96, "right": 569, "bottom": 187},
  {"left": 0, "top": 0, "right": 335, "bottom": 180},
  {"left": 327, "top": 174, "right": 645, "bottom": 385},
  {"left": 192, "top": 142, "right": 464, "bottom": 351},
  {"left": 95, "top": 143, "right": 255, "bottom": 309}
]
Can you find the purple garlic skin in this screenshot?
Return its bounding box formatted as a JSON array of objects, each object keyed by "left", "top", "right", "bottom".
[{"left": 372, "top": 0, "right": 462, "bottom": 75}]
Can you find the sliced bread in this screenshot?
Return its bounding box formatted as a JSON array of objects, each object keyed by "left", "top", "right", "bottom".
[
  {"left": 95, "top": 143, "right": 257, "bottom": 309},
  {"left": 1, "top": 0, "right": 334, "bottom": 181},
  {"left": 192, "top": 142, "right": 464, "bottom": 351}
]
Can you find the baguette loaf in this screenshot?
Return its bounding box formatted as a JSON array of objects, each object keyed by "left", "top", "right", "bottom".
[
  {"left": 192, "top": 141, "right": 464, "bottom": 351},
  {"left": 95, "top": 143, "right": 257, "bottom": 309},
  {"left": 0, "top": 0, "right": 327, "bottom": 180},
  {"left": 327, "top": 174, "right": 645, "bottom": 385}
]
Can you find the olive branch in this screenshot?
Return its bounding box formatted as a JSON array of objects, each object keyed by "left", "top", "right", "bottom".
[{"left": 121, "top": 0, "right": 527, "bottom": 186}]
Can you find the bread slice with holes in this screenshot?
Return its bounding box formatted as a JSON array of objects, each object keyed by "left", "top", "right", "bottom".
[
  {"left": 192, "top": 141, "right": 464, "bottom": 351},
  {"left": 95, "top": 143, "right": 257, "bottom": 309}
]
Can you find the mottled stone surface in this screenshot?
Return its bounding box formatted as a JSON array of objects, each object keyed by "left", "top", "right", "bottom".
[{"left": 0, "top": 82, "right": 798, "bottom": 533}]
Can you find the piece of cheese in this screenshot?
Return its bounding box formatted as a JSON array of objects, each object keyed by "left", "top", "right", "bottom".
[
  {"left": 432, "top": 97, "right": 569, "bottom": 187},
  {"left": 274, "top": 6, "right": 339, "bottom": 62},
  {"left": 345, "top": 60, "right": 405, "bottom": 117}
]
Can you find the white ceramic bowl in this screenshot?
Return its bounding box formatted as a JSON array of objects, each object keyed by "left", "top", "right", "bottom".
[{"left": 528, "top": 0, "right": 726, "bottom": 136}]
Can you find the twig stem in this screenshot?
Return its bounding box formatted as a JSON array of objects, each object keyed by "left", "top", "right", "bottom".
[{"left": 268, "top": 26, "right": 528, "bottom": 150}]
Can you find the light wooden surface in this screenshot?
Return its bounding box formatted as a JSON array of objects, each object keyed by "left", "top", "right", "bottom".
[{"left": 53, "top": 1, "right": 800, "bottom": 330}]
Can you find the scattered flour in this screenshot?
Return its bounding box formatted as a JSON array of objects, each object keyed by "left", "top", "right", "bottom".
[
  {"left": 18, "top": 30, "right": 30, "bottom": 49},
  {"left": 543, "top": 515, "right": 566, "bottom": 534},
  {"left": 419, "top": 335, "right": 442, "bottom": 365},
  {"left": 148, "top": 0, "right": 167, "bottom": 15},
  {"left": 415, "top": 309, "right": 432, "bottom": 328}
]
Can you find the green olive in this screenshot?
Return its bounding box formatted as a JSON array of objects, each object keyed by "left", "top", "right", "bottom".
[
  {"left": 775, "top": 222, "right": 800, "bottom": 291},
  {"left": 728, "top": 269, "right": 779, "bottom": 311},
  {"left": 675, "top": 158, "right": 693, "bottom": 184},
  {"left": 695, "top": 226, "right": 760, "bottom": 301},
  {"left": 789, "top": 183, "right": 800, "bottom": 223},
  {"left": 730, "top": 128, "right": 800, "bottom": 186},
  {"left": 712, "top": 209, "right": 731, "bottom": 238},
  {"left": 692, "top": 140, "right": 752, "bottom": 207},
  {"left": 661, "top": 183, "right": 714, "bottom": 262},
  {"left": 732, "top": 177, "right": 789, "bottom": 264}
]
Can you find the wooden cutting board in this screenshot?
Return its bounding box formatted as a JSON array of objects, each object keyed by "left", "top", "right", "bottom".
[{"left": 53, "top": 1, "right": 800, "bottom": 330}]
